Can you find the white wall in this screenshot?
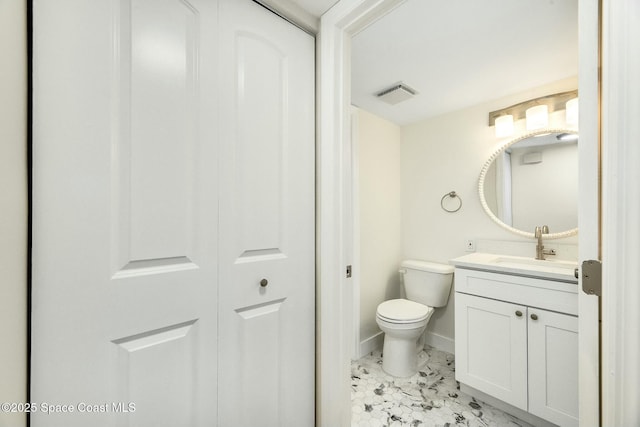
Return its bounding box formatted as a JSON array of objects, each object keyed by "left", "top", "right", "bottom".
[
  {"left": 356, "top": 108, "right": 403, "bottom": 354},
  {"left": 401, "top": 77, "right": 578, "bottom": 344},
  {"left": 0, "top": 1, "right": 27, "bottom": 426}
]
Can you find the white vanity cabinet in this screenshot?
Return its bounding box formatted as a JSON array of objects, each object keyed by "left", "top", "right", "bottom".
[
  {"left": 527, "top": 307, "right": 579, "bottom": 425},
  {"left": 454, "top": 267, "right": 579, "bottom": 427}
]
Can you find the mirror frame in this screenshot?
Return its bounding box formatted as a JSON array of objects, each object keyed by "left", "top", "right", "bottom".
[{"left": 478, "top": 128, "right": 579, "bottom": 239}]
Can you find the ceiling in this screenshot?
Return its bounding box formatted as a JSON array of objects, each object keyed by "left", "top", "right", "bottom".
[
  {"left": 350, "top": 0, "right": 579, "bottom": 126},
  {"left": 289, "top": 0, "right": 339, "bottom": 18}
]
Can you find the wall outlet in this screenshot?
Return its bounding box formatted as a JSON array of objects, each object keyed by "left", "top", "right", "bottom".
[{"left": 465, "top": 239, "right": 476, "bottom": 252}]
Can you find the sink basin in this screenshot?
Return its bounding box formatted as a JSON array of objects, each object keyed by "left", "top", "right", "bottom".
[
  {"left": 492, "top": 256, "right": 576, "bottom": 272},
  {"left": 450, "top": 252, "right": 578, "bottom": 282}
]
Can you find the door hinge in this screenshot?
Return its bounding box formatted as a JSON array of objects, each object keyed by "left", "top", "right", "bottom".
[
  {"left": 581, "top": 259, "right": 602, "bottom": 297},
  {"left": 346, "top": 265, "right": 352, "bottom": 278}
]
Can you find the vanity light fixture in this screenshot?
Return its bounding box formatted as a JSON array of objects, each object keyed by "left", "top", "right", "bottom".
[
  {"left": 565, "top": 97, "right": 579, "bottom": 126},
  {"left": 494, "top": 114, "right": 514, "bottom": 138},
  {"left": 488, "top": 90, "right": 578, "bottom": 136},
  {"left": 526, "top": 105, "right": 549, "bottom": 130}
]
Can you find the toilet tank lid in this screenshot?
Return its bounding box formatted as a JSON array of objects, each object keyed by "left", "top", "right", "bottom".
[{"left": 401, "top": 260, "right": 454, "bottom": 274}]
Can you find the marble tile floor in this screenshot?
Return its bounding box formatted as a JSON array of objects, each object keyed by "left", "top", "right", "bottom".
[{"left": 351, "top": 346, "right": 533, "bottom": 427}]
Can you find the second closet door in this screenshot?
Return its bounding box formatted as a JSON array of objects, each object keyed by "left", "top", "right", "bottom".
[{"left": 217, "top": 1, "right": 315, "bottom": 426}]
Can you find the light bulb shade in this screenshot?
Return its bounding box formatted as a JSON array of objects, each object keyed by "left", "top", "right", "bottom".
[
  {"left": 526, "top": 105, "right": 549, "bottom": 130},
  {"left": 494, "top": 114, "right": 514, "bottom": 138},
  {"left": 566, "top": 97, "right": 579, "bottom": 126}
]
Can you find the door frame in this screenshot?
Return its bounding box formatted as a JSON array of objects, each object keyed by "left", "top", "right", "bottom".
[
  {"left": 316, "top": 0, "right": 608, "bottom": 426},
  {"left": 0, "top": 2, "right": 28, "bottom": 426},
  {"left": 600, "top": 0, "right": 640, "bottom": 425},
  {"left": 316, "top": 2, "right": 406, "bottom": 425}
]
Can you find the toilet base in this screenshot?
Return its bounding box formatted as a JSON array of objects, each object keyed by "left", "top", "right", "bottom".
[{"left": 382, "top": 334, "right": 421, "bottom": 377}]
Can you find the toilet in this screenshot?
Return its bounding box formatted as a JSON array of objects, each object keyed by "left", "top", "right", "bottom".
[{"left": 376, "top": 260, "right": 454, "bottom": 377}]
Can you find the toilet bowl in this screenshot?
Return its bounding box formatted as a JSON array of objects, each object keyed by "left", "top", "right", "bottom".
[
  {"left": 376, "top": 299, "right": 434, "bottom": 377},
  {"left": 375, "top": 260, "right": 454, "bottom": 377}
]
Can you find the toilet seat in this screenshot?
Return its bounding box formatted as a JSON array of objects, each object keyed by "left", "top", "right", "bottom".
[{"left": 376, "top": 299, "right": 433, "bottom": 324}]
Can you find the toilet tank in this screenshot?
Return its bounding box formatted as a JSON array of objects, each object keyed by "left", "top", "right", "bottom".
[{"left": 401, "top": 260, "right": 454, "bottom": 308}]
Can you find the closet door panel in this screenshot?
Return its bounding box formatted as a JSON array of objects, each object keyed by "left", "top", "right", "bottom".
[
  {"left": 31, "top": 1, "right": 219, "bottom": 425},
  {"left": 217, "top": 1, "right": 315, "bottom": 426}
]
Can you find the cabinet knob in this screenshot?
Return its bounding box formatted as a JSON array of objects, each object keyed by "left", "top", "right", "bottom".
[
  {"left": 515, "top": 310, "right": 523, "bottom": 317},
  {"left": 530, "top": 313, "right": 538, "bottom": 320},
  {"left": 260, "top": 278, "right": 268, "bottom": 287}
]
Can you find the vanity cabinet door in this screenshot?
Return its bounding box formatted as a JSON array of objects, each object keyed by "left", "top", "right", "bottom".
[
  {"left": 455, "top": 293, "right": 528, "bottom": 410},
  {"left": 528, "top": 308, "right": 579, "bottom": 427}
]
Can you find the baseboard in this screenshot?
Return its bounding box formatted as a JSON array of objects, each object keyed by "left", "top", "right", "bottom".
[
  {"left": 359, "top": 331, "right": 384, "bottom": 358},
  {"left": 424, "top": 331, "right": 455, "bottom": 354}
]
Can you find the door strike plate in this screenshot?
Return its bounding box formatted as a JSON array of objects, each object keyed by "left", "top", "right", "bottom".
[
  {"left": 581, "top": 259, "right": 602, "bottom": 297},
  {"left": 346, "top": 265, "right": 352, "bottom": 278}
]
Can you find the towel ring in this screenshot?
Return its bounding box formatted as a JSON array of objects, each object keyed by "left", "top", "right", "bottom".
[{"left": 441, "top": 191, "right": 462, "bottom": 213}]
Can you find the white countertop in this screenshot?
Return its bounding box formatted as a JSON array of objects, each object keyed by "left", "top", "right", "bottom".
[{"left": 450, "top": 252, "right": 578, "bottom": 283}]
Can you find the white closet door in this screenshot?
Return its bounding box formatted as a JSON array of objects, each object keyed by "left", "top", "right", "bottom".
[
  {"left": 31, "top": 1, "right": 219, "bottom": 425},
  {"left": 217, "top": 1, "right": 315, "bottom": 426}
]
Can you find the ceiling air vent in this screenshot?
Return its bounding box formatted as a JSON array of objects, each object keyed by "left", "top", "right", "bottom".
[{"left": 376, "top": 83, "right": 418, "bottom": 105}]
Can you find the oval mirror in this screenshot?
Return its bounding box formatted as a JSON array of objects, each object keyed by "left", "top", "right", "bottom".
[{"left": 479, "top": 128, "right": 578, "bottom": 239}]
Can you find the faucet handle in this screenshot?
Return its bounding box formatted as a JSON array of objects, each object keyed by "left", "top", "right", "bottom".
[
  {"left": 542, "top": 225, "right": 549, "bottom": 234},
  {"left": 534, "top": 226, "right": 542, "bottom": 238}
]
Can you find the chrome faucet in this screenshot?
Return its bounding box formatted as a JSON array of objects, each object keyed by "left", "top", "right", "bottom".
[{"left": 534, "top": 225, "right": 556, "bottom": 260}]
